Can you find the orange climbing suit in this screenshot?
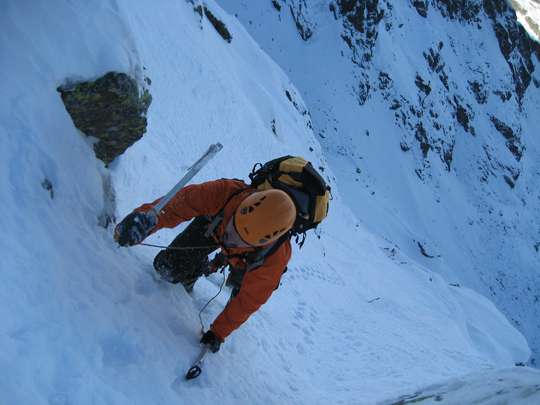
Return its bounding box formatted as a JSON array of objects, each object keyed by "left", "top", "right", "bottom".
[{"left": 136, "top": 179, "right": 291, "bottom": 341}]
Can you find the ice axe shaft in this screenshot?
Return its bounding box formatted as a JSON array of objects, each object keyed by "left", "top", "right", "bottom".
[{"left": 151, "top": 143, "right": 223, "bottom": 217}]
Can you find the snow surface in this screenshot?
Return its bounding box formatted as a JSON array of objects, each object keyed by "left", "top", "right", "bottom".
[
  {"left": 0, "top": 0, "right": 533, "bottom": 404},
  {"left": 380, "top": 366, "right": 540, "bottom": 404},
  {"left": 217, "top": 0, "right": 540, "bottom": 366},
  {"left": 513, "top": 0, "right": 540, "bottom": 40}
]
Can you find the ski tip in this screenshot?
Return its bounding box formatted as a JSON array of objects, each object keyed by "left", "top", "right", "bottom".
[{"left": 185, "top": 365, "right": 202, "bottom": 380}]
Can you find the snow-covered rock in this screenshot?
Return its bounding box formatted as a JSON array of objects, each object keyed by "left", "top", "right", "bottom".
[{"left": 57, "top": 72, "right": 152, "bottom": 165}]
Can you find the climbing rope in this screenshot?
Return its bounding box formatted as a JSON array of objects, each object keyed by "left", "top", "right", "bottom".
[
  {"left": 139, "top": 242, "right": 229, "bottom": 333},
  {"left": 198, "top": 271, "right": 227, "bottom": 332},
  {"left": 139, "top": 242, "right": 217, "bottom": 251}
]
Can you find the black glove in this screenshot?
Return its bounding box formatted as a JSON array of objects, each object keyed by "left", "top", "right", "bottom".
[
  {"left": 114, "top": 211, "right": 157, "bottom": 246},
  {"left": 203, "top": 253, "right": 228, "bottom": 277},
  {"left": 200, "top": 330, "right": 222, "bottom": 353}
]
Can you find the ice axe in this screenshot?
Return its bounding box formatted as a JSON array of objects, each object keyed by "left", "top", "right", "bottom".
[
  {"left": 113, "top": 143, "right": 223, "bottom": 244},
  {"left": 146, "top": 143, "right": 223, "bottom": 380},
  {"left": 185, "top": 344, "right": 209, "bottom": 380},
  {"left": 149, "top": 142, "right": 223, "bottom": 219}
]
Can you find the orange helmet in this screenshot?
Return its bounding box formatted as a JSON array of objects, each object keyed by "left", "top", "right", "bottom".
[{"left": 234, "top": 189, "right": 296, "bottom": 247}]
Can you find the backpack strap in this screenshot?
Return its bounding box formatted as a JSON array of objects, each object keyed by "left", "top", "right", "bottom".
[
  {"left": 219, "top": 227, "right": 290, "bottom": 271},
  {"left": 204, "top": 181, "right": 291, "bottom": 274},
  {"left": 204, "top": 186, "right": 250, "bottom": 239},
  {"left": 245, "top": 232, "right": 290, "bottom": 272},
  {"left": 204, "top": 214, "right": 224, "bottom": 239}
]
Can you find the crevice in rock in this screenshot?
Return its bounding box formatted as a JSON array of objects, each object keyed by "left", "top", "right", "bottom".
[
  {"left": 194, "top": 4, "right": 232, "bottom": 43},
  {"left": 98, "top": 172, "right": 117, "bottom": 228}
]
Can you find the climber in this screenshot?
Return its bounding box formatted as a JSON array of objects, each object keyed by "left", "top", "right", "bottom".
[{"left": 114, "top": 179, "right": 297, "bottom": 353}]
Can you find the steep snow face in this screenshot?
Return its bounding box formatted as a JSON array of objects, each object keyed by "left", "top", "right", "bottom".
[
  {"left": 512, "top": 0, "right": 540, "bottom": 40},
  {"left": 217, "top": 0, "right": 540, "bottom": 365},
  {"left": 0, "top": 0, "right": 532, "bottom": 404}
]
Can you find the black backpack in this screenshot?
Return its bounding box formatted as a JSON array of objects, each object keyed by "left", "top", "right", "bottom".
[{"left": 249, "top": 156, "right": 331, "bottom": 237}]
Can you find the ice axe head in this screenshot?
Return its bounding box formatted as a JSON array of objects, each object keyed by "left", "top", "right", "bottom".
[{"left": 185, "top": 364, "right": 202, "bottom": 380}]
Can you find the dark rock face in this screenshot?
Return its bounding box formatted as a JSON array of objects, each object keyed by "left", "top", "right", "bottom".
[
  {"left": 194, "top": 5, "right": 232, "bottom": 43},
  {"left": 271, "top": 0, "right": 316, "bottom": 41},
  {"left": 433, "top": 0, "right": 482, "bottom": 22},
  {"left": 452, "top": 95, "right": 475, "bottom": 135},
  {"left": 378, "top": 71, "right": 392, "bottom": 89},
  {"left": 412, "top": 0, "right": 429, "bottom": 17},
  {"left": 490, "top": 116, "right": 523, "bottom": 161},
  {"left": 483, "top": 0, "right": 540, "bottom": 102},
  {"left": 468, "top": 80, "right": 488, "bottom": 104},
  {"left": 415, "top": 74, "right": 432, "bottom": 96},
  {"left": 337, "top": 0, "right": 385, "bottom": 64},
  {"left": 288, "top": 0, "right": 314, "bottom": 40},
  {"left": 58, "top": 72, "right": 152, "bottom": 165},
  {"left": 415, "top": 123, "right": 431, "bottom": 158},
  {"left": 335, "top": 0, "right": 386, "bottom": 106},
  {"left": 338, "top": 0, "right": 384, "bottom": 34},
  {"left": 332, "top": 0, "right": 538, "bottom": 182},
  {"left": 423, "top": 42, "right": 449, "bottom": 90}
]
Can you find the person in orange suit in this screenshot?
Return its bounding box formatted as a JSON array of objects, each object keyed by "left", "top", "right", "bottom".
[{"left": 114, "top": 179, "right": 296, "bottom": 352}]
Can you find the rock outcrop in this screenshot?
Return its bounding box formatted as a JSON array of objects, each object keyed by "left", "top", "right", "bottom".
[{"left": 58, "top": 72, "right": 152, "bottom": 165}]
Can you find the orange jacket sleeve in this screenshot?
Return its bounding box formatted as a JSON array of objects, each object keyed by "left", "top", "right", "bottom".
[
  {"left": 135, "top": 179, "right": 244, "bottom": 232},
  {"left": 211, "top": 241, "right": 292, "bottom": 341}
]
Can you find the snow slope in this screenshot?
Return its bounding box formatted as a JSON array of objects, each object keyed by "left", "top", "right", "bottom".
[
  {"left": 0, "top": 0, "right": 532, "bottom": 404},
  {"left": 512, "top": 0, "right": 540, "bottom": 40},
  {"left": 217, "top": 0, "right": 540, "bottom": 366},
  {"left": 381, "top": 366, "right": 540, "bottom": 404}
]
